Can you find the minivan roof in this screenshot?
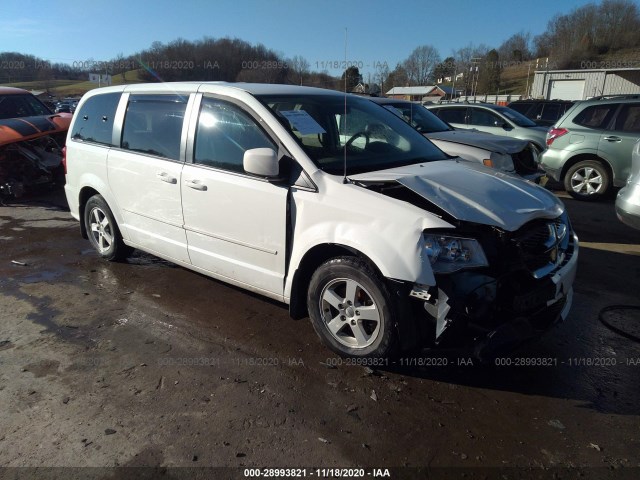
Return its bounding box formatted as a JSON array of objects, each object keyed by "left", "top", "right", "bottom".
[{"left": 81, "top": 82, "right": 344, "bottom": 98}]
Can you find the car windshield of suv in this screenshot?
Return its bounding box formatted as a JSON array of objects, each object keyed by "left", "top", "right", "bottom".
[
  {"left": 382, "top": 103, "right": 452, "bottom": 134},
  {"left": 258, "top": 94, "right": 448, "bottom": 175},
  {"left": 492, "top": 106, "right": 538, "bottom": 127},
  {"left": 0, "top": 94, "right": 52, "bottom": 119}
]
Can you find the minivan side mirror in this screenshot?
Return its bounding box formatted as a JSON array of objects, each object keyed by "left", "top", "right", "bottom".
[{"left": 243, "top": 148, "right": 279, "bottom": 178}]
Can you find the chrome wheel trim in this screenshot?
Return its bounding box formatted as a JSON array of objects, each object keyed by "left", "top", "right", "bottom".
[
  {"left": 319, "top": 277, "right": 381, "bottom": 349},
  {"left": 88, "top": 207, "right": 114, "bottom": 253}
]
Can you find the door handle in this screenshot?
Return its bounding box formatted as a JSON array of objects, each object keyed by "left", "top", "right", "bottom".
[
  {"left": 184, "top": 179, "right": 207, "bottom": 191},
  {"left": 603, "top": 136, "right": 621, "bottom": 142},
  {"left": 156, "top": 172, "right": 177, "bottom": 184}
]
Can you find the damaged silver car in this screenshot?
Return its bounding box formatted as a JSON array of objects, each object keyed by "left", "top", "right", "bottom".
[
  {"left": 0, "top": 87, "right": 72, "bottom": 197},
  {"left": 64, "top": 83, "right": 578, "bottom": 359},
  {"left": 370, "top": 97, "right": 543, "bottom": 182}
]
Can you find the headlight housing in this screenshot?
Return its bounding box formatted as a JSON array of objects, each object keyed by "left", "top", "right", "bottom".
[
  {"left": 424, "top": 234, "right": 489, "bottom": 274},
  {"left": 486, "top": 151, "right": 515, "bottom": 172}
]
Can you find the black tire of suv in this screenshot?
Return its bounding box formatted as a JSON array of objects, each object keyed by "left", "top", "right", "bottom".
[
  {"left": 84, "top": 194, "right": 132, "bottom": 262},
  {"left": 307, "top": 256, "right": 399, "bottom": 358},
  {"left": 564, "top": 159, "right": 611, "bottom": 201}
]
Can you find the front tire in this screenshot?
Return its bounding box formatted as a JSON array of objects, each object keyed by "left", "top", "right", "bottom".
[
  {"left": 564, "top": 160, "right": 611, "bottom": 200},
  {"left": 84, "top": 194, "right": 131, "bottom": 261},
  {"left": 307, "top": 256, "right": 398, "bottom": 358}
]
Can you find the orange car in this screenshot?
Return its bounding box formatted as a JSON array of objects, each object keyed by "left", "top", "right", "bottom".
[
  {"left": 0, "top": 87, "right": 73, "bottom": 197},
  {"left": 0, "top": 87, "right": 72, "bottom": 146}
]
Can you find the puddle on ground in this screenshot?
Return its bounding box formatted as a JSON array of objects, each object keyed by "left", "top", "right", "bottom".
[
  {"left": 126, "top": 251, "right": 177, "bottom": 268},
  {"left": 19, "top": 269, "right": 67, "bottom": 285},
  {"left": 81, "top": 249, "right": 176, "bottom": 269}
]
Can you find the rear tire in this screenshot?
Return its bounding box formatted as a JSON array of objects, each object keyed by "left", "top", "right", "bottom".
[
  {"left": 307, "top": 256, "right": 398, "bottom": 358},
  {"left": 564, "top": 160, "right": 611, "bottom": 200},
  {"left": 84, "top": 194, "right": 132, "bottom": 261}
]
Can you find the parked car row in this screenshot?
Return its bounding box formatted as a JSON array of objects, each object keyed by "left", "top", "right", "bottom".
[
  {"left": 370, "top": 98, "right": 541, "bottom": 181},
  {"left": 507, "top": 99, "right": 575, "bottom": 127},
  {"left": 64, "top": 82, "right": 578, "bottom": 360},
  {"left": 427, "top": 103, "right": 549, "bottom": 151},
  {"left": 55, "top": 98, "right": 79, "bottom": 114},
  {"left": 423, "top": 96, "right": 640, "bottom": 217}
]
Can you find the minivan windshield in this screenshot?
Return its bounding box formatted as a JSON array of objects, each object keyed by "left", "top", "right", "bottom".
[{"left": 258, "top": 94, "right": 449, "bottom": 175}]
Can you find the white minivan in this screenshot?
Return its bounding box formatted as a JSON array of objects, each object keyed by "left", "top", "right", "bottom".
[{"left": 64, "top": 83, "right": 578, "bottom": 359}]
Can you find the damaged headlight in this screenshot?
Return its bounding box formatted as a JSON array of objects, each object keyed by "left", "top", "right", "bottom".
[
  {"left": 484, "top": 152, "right": 515, "bottom": 172},
  {"left": 423, "top": 234, "right": 489, "bottom": 274}
]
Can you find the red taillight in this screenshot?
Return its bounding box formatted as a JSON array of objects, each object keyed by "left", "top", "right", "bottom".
[
  {"left": 546, "top": 127, "right": 568, "bottom": 146},
  {"left": 62, "top": 146, "right": 67, "bottom": 174}
]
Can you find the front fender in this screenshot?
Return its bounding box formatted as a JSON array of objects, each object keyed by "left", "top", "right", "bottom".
[{"left": 284, "top": 181, "right": 454, "bottom": 299}]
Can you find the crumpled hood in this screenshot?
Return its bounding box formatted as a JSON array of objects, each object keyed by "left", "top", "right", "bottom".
[
  {"left": 425, "top": 130, "right": 528, "bottom": 154},
  {"left": 349, "top": 159, "right": 563, "bottom": 231}
]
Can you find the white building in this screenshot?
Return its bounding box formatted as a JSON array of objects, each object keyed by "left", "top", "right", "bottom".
[{"left": 530, "top": 68, "right": 640, "bottom": 100}]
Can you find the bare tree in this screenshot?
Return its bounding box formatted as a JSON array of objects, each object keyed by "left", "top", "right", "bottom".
[
  {"left": 288, "top": 55, "right": 310, "bottom": 85},
  {"left": 498, "top": 32, "right": 532, "bottom": 62},
  {"left": 402, "top": 45, "right": 441, "bottom": 85},
  {"left": 477, "top": 49, "right": 501, "bottom": 94},
  {"left": 452, "top": 43, "right": 489, "bottom": 94},
  {"left": 374, "top": 62, "right": 391, "bottom": 94},
  {"left": 534, "top": 0, "right": 640, "bottom": 67},
  {"left": 385, "top": 63, "right": 410, "bottom": 90}
]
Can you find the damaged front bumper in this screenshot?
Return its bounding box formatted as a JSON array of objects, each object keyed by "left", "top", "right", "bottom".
[
  {"left": 410, "top": 231, "right": 579, "bottom": 360},
  {"left": 0, "top": 136, "right": 64, "bottom": 198},
  {"left": 0, "top": 113, "right": 70, "bottom": 198}
]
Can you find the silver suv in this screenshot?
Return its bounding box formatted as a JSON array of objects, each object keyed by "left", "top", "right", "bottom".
[
  {"left": 427, "top": 103, "right": 549, "bottom": 151},
  {"left": 371, "top": 98, "right": 541, "bottom": 180},
  {"left": 540, "top": 96, "right": 640, "bottom": 200}
]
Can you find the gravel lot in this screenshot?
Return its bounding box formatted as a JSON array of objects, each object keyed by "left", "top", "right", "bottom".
[{"left": 0, "top": 186, "right": 639, "bottom": 480}]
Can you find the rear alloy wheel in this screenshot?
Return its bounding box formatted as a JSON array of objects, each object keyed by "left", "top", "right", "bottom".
[
  {"left": 564, "top": 160, "right": 611, "bottom": 200},
  {"left": 84, "top": 194, "right": 132, "bottom": 261},
  {"left": 307, "top": 257, "right": 398, "bottom": 358}
]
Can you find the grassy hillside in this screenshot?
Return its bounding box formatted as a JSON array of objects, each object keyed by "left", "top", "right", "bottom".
[
  {"left": 2, "top": 69, "right": 145, "bottom": 96},
  {"left": 500, "top": 47, "right": 640, "bottom": 96},
  {"left": 435, "top": 47, "right": 640, "bottom": 97}
]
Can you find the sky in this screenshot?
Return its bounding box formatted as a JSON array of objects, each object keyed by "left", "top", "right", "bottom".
[{"left": 1, "top": 0, "right": 607, "bottom": 78}]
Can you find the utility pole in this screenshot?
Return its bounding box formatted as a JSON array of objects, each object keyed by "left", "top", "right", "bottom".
[{"left": 471, "top": 57, "right": 482, "bottom": 99}]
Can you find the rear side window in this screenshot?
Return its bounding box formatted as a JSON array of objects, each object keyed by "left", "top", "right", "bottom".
[
  {"left": 509, "top": 102, "right": 532, "bottom": 115},
  {"left": 573, "top": 104, "right": 617, "bottom": 129},
  {"left": 540, "top": 103, "right": 560, "bottom": 122},
  {"left": 71, "top": 93, "right": 120, "bottom": 145},
  {"left": 613, "top": 104, "right": 640, "bottom": 133},
  {"left": 194, "top": 98, "right": 275, "bottom": 173},
  {"left": 469, "top": 108, "right": 502, "bottom": 126},
  {"left": 121, "top": 94, "right": 188, "bottom": 160},
  {"left": 436, "top": 107, "right": 467, "bottom": 124}
]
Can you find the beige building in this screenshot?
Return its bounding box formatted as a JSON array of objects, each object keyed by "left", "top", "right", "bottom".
[
  {"left": 530, "top": 68, "right": 640, "bottom": 100},
  {"left": 385, "top": 86, "right": 447, "bottom": 103}
]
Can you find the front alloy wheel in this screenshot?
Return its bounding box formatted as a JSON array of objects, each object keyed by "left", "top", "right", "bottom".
[
  {"left": 307, "top": 257, "right": 398, "bottom": 358},
  {"left": 319, "top": 278, "right": 381, "bottom": 349}
]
